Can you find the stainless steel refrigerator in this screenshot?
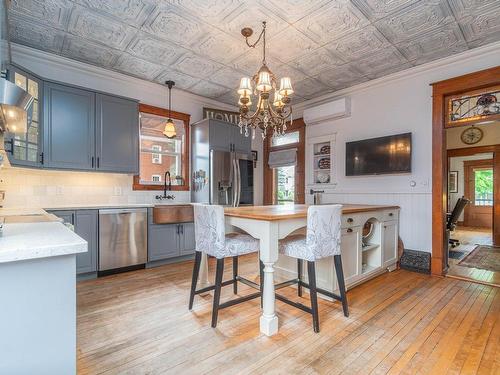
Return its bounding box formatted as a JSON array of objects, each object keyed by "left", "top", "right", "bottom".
[{"left": 191, "top": 118, "right": 254, "bottom": 206}]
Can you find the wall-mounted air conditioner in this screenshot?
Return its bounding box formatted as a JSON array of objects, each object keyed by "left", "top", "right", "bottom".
[{"left": 303, "top": 97, "right": 351, "bottom": 126}]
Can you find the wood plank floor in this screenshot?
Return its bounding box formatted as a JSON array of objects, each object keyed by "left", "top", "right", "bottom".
[
  {"left": 77, "top": 254, "right": 500, "bottom": 375},
  {"left": 447, "top": 227, "right": 500, "bottom": 287}
]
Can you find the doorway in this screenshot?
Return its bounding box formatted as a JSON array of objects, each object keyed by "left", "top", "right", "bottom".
[
  {"left": 263, "top": 118, "right": 305, "bottom": 205},
  {"left": 431, "top": 66, "right": 500, "bottom": 278},
  {"left": 464, "top": 159, "right": 493, "bottom": 228}
]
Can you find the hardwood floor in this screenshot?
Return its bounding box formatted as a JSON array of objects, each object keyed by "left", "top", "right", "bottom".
[
  {"left": 77, "top": 254, "right": 500, "bottom": 374},
  {"left": 447, "top": 227, "right": 500, "bottom": 287}
]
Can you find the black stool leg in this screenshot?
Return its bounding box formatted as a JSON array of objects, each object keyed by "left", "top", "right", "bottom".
[
  {"left": 334, "top": 255, "right": 349, "bottom": 317},
  {"left": 211, "top": 258, "right": 225, "bottom": 328},
  {"left": 260, "top": 260, "right": 264, "bottom": 307},
  {"left": 297, "top": 259, "right": 303, "bottom": 297},
  {"left": 307, "top": 261, "right": 320, "bottom": 333},
  {"left": 189, "top": 251, "right": 202, "bottom": 310},
  {"left": 232, "top": 256, "right": 238, "bottom": 294}
]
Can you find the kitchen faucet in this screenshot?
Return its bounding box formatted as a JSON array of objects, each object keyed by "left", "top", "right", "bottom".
[{"left": 155, "top": 171, "right": 175, "bottom": 201}]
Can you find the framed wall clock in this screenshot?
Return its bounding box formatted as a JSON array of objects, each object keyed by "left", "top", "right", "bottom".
[{"left": 460, "top": 126, "right": 483, "bottom": 145}]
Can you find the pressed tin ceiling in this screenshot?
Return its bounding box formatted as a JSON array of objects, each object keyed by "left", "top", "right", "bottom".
[{"left": 7, "top": 0, "right": 500, "bottom": 104}]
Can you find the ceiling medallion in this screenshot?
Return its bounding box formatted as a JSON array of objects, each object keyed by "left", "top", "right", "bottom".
[
  {"left": 237, "top": 21, "right": 294, "bottom": 140},
  {"left": 163, "top": 80, "right": 176, "bottom": 139}
]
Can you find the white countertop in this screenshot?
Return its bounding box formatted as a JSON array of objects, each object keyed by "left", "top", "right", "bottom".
[{"left": 0, "top": 221, "right": 87, "bottom": 264}]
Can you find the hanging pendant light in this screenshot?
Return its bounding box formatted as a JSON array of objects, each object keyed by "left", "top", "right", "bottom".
[{"left": 163, "top": 80, "right": 176, "bottom": 139}]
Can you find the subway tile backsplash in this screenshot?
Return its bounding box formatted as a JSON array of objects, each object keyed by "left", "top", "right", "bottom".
[{"left": 0, "top": 167, "right": 191, "bottom": 208}]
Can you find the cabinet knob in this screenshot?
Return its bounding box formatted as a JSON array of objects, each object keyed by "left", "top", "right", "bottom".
[
  {"left": 388, "top": 212, "right": 393, "bottom": 217},
  {"left": 347, "top": 218, "right": 354, "bottom": 223},
  {"left": 346, "top": 228, "right": 353, "bottom": 233}
]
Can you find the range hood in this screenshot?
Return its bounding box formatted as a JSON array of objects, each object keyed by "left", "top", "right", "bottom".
[{"left": 0, "top": 0, "right": 33, "bottom": 134}]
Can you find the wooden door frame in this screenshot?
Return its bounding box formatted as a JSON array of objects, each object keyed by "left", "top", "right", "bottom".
[
  {"left": 463, "top": 159, "right": 493, "bottom": 227},
  {"left": 263, "top": 118, "right": 306, "bottom": 205},
  {"left": 431, "top": 65, "right": 500, "bottom": 276}
]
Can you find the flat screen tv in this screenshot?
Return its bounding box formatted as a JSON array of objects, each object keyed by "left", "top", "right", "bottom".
[{"left": 346, "top": 133, "right": 412, "bottom": 176}]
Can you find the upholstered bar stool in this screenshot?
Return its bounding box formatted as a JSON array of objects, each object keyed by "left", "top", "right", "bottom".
[
  {"left": 189, "top": 204, "right": 262, "bottom": 328},
  {"left": 277, "top": 204, "right": 349, "bottom": 333}
]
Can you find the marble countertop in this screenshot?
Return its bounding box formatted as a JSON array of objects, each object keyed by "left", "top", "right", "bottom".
[{"left": 0, "top": 221, "right": 87, "bottom": 264}]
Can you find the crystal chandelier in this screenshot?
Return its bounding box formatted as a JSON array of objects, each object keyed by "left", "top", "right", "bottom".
[{"left": 237, "top": 21, "right": 294, "bottom": 140}]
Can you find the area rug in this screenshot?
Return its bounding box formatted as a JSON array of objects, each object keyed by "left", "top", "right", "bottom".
[
  {"left": 458, "top": 245, "right": 500, "bottom": 272},
  {"left": 449, "top": 250, "right": 466, "bottom": 260}
]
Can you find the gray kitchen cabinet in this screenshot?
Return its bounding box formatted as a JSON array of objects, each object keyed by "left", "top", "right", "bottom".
[
  {"left": 232, "top": 124, "right": 251, "bottom": 153},
  {"left": 4, "top": 65, "right": 44, "bottom": 168},
  {"left": 95, "top": 93, "right": 139, "bottom": 173},
  {"left": 48, "top": 209, "right": 98, "bottom": 274},
  {"left": 43, "top": 82, "right": 95, "bottom": 170},
  {"left": 148, "top": 224, "right": 180, "bottom": 261},
  {"left": 209, "top": 119, "right": 232, "bottom": 152},
  {"left": 179, "top": 222, "right": 196, "bottom": 256},
  {"left": 74, "top": 210, "right": 98, "bottom": 274}
]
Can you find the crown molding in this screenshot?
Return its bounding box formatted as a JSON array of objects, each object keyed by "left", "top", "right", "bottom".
[
  {"left": 296, "top": 40, "right": 500, "bottom": 112},
  {"left": 10, "top": 43, "right": 238, "bottom": 112}
]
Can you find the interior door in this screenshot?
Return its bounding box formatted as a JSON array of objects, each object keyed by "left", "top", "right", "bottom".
[{"left": 464, "top": 160, "right": 493, "bottom": 228}]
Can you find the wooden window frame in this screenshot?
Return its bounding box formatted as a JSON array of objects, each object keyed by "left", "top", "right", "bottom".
[
  {"left": 263, "top": 118, "right": 306, "bottom": 205},
  {"left": 133, "top": 103, "right": 190, "bottom": 191},
  {"left": 431, "top": 65, "right": 500, "bottom": 276}
]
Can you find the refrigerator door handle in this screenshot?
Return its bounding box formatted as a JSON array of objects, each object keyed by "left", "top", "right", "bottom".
[
  {"left": 236, "top": 159, "right": 242, "bottom": 207},
  {"left": 232, "top": 158, "right": 238, "bottom": 207},
  {"left": 209, "top": 150, "right": 214, "bottom": 205}
]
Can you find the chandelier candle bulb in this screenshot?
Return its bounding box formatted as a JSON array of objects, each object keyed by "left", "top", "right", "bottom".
[
  {"left": 279, "top": 77, "right": 294, "bottom": 96},
  {"left": 273, "top": 91, "right": 283, "bottom": 107},
  {"left": 256, "top": 70, "right": 272, "bottom": 92},
  {"left": 238, "top": 77, "right": 252, "bottom": 96}
]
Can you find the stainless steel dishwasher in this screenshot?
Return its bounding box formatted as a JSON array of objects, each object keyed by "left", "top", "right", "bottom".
[{"left": 98, "top": 208, "right": 147, "bottom": 272}]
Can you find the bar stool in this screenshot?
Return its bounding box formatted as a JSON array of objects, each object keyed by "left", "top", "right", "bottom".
[
  {"left": 189, "top": 204, "right": 262, "bottom": 328},
  {"left": 277, "top": 204, "right": 349, "bottom": 333}
]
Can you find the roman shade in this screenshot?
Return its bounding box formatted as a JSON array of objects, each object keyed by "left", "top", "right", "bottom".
[{"left": 268, "top": 148, "right": 297, "bottom": 168}]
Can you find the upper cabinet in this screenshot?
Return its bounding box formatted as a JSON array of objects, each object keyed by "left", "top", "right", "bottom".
[
  {"left": 4, "top": 66, "right": 43, "bottom": 167},
  {"left": 206, "top": 119, "right": 251, "bottom": 153},
  {"left": 231, "top": 124, "right": 251, "bottom": 153},
  {"left": 4, "top": 64, "right": 139, "bottom": 174},
  {"left": 43, "top": 82, "right": 96, "bottom": 170},
  {"left": 95, "top": 94, "right": 138, "bottom": 174}
]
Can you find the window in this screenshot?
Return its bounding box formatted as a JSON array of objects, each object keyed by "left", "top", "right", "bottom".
[
  {"left": 474, "top": 168, "right": 493, "bottom": 206},
  {"left": 133, "top": 104, "right": 190, "bottom": 191},
  {"left": 151, "top": 145, "right": 162, "bottom": 164},
  {"left": 275, "top": 166, "right": 295, "bottom": 205},
  {"left": 271, "top": 131, "right": 300, "bottom": 147}
]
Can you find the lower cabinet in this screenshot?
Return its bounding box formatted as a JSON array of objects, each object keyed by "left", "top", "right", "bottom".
[
  {"left": 48, "top": 209, "right": 98, "bottom": 274},
  {"left": 382, "top": 220, "right": 398, "bottom": 268},
  {"left": 148, "top": 220, "right": 196, "bottom": 262},
  {"left": 339, "top": 226, "right": 362, "bottom": 286}
]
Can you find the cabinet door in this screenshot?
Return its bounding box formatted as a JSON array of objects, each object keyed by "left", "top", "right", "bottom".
[
  {"left": 74, "top": 210, "right": 98, "bottom": 274},
  {"left": 179, "top": 222, "right": 196, "bottom": 255},
  {"left": 148, "top": 224, "right": 180, "bottom": 261},
  {"left": 95, "top": 94, "right": 139, "bottom": 173},
  {"left": 232, "top": 124, "right": 251, "bottom": 153},
  {"left": 339, "top": 226, "right": 361, "bottom": 287},
  {"left": 209, "top": 120, "right": 232, "bottom": 151},
  {"left": 4, "top": 66, "right": 43, "bottom": 167},
  {"left": 43, "top": 82, "right": 95, "bottom": 170},
  {"left": 382, "top": 221, "right": 398, "bottom": 268}
]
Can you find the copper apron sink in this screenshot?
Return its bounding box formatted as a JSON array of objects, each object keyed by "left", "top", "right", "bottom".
[{"left": 153, "top": 205, "right": 194, "bottom": 224}]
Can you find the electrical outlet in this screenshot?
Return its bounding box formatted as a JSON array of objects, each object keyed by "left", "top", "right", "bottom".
[
  {"left": 114, "top": 186, "right": 122, "bottom": 196},
  {"left": 56, "top": 186, "right": 63, "bottom": 195}
]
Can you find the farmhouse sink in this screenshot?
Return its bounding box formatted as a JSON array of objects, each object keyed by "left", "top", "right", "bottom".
[{"left": 153, "top": 204, "right": 193, "bottom": 224}]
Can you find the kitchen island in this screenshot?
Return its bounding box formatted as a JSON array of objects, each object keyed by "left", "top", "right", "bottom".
[
  {"left": 223, "top": 204, "right": 400, "bottom": 336},
  {"left": 0, "top": 209, "right": 87, "bottom": 374}
]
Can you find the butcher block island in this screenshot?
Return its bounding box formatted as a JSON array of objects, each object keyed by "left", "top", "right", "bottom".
[{"left": 225, "top": 204, "right": 400, "bottom": 299}]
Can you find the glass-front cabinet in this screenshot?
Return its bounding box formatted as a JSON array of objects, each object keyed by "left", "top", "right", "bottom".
[{"left": 4, "top": 65, "right": 43, "bottom": 167}]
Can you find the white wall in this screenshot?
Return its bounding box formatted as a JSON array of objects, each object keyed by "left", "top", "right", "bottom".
[
  {"left": 448, "top": 153, "right": 492, "bottom": 221},
  {"left": 296, "top": 42, "right": 500, "bottom": 253},
  {"left": 0, "top": 44, "right": 238, "bottom": 209}
]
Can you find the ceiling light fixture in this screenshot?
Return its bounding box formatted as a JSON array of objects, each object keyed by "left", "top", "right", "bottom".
[
  {"left": 163, "top": 80, "right": 176, "bottom": 139},
  {"left": 237, "top": 21, "right": 294, "bottom": 140}
]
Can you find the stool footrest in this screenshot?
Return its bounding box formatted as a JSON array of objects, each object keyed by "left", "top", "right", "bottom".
[
  {"left": 219, "top": 292, "right": 261, "bottom": 310},
  {"left": 275, "top": 293, "right": 312, "bottom": 314}
]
